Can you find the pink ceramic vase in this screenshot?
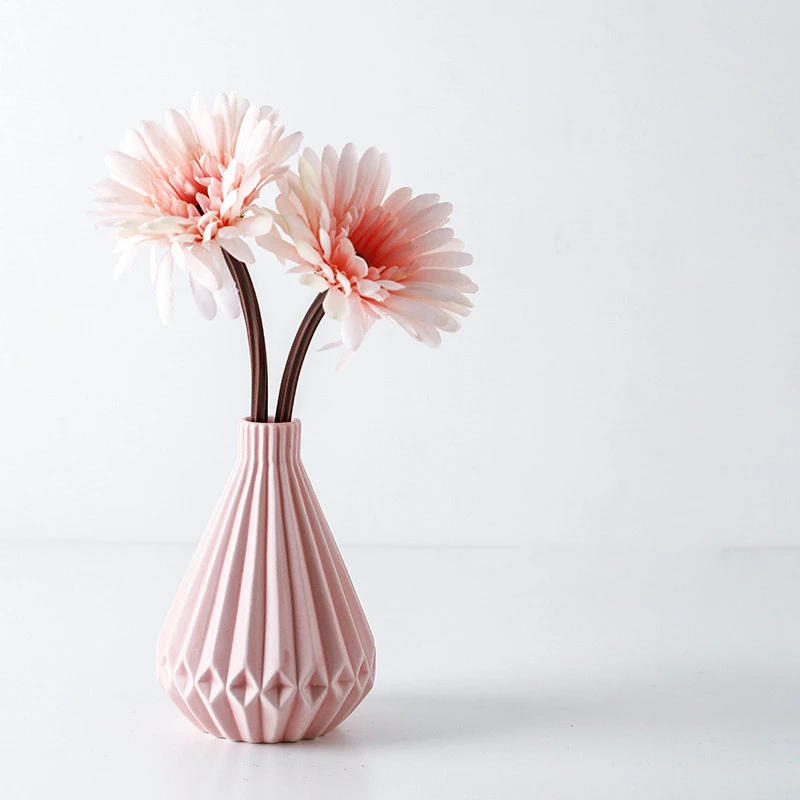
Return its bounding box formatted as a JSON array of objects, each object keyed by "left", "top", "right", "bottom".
[{"left": 156, "top": 419, "right": 376, "bottom": 743}]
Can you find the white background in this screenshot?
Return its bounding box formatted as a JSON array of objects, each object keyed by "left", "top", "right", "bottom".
[
  {"left": 1, "top": 2, "right": 799, "bottom": 798},
  {"left": 2, "top": 0, "right": 798, "bottom": 548}
]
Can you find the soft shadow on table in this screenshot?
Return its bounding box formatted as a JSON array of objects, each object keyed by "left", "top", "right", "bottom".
[
  {"left": 327, "top": 665, "right": 800, "bottom": 748},
  {"left": 329, "top": 682, "right": 538, "bottom": 747}
]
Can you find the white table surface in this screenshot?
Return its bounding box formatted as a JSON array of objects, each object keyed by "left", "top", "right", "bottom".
[{"left": 0, "top": 541, "right": 798, "bottom": 799}]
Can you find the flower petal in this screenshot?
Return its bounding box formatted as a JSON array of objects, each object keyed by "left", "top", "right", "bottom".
[
  {"left": 164, "top": 109, "right": 197, "bottom": 152},
  {"left": 113, "top": 243, "right": 143, "bottom": 280},
  {"left": 220, "top": 237, "right": 255, "bottom": 265},
  {"left": 323, "top": 287, "right": 349, "bottom": 321},
  {"left": 104, "top": 151, "right": 152, "bottom": 193},
  {"left": 154, "top": 250, "right": 174, "bottom": 323},
  {"left": 365, "top": 152, "right": 391, "bottom": 209},
  {"left": 214, "top": 285, "right": 241, "bottom": 319},
  {"left": 140, "top": 120, "right": 185, "bottom": 169},
  {"left": 256, "top": 227, "right": 302, "bottom": 263},
  {"left": 189, "top": 272, "right": 217, "bottom": 320},
  {"left": 234, "top": 213, "right": 272, "bottom": 237},
  {"left": 348, "top": 147, "right": 379, "bottom": 210},
  {"left": 404, "top": 202, "right": 453, "bottom": 238},
  {"left": 333, "top": 143, "right": 358, "bottom": 217},
  {"left": 341, "top": 294, "right": 368, "bottom": 350},
  {"left": 185, "top": 244, "right": 223, "bottom": 291},
  {"left": 416, "top": 250, "right": 474, "bottom": 269},
  {"left": 299, "top": 272, "right": 331, "bottom": 293}
]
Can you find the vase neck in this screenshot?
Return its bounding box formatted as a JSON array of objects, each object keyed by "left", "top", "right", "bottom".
[{"left": 237, "top": 419, "right": 302, "bottom": 464}]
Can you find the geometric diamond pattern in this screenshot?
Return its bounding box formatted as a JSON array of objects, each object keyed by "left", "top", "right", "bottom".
[
  {"left": 263, "top": 672, "right": 296, "bottom": 708},
  {"left": 156, "top": 419, "right": 377, "bottom": 743}
]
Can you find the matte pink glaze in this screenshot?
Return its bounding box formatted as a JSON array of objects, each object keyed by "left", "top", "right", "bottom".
[{"left": 156, "top": 419, "right": 376, "bottom": 743}]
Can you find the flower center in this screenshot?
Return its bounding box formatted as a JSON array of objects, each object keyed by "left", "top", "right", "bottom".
[{"left": 150, "top": 153, "right": 229, "bottom": 222}]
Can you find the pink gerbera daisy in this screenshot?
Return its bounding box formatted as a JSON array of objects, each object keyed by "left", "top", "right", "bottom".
[
  {"left": 94, "top": 92, "right": 301, "bottom": 322},
  {"left": 257, "top": 144, "right": 476, "bottom": 356}
]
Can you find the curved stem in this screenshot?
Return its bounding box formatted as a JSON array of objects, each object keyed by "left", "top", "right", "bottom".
[
  {"left": 222, "top": 249, "right": 269, "bottom": 422},
  {"left": 275, "top": 292, "right": 327, "bottom": 423}
]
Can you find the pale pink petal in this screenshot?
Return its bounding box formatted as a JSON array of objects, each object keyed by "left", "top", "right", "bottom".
[
  {"left": 394, "top": 193, "right": 439, "bottom": 225},
  {"left": 220, "top": 188, "right": 240, "bottom": 216},
  {"left": 323, "top": 287, "right": 349, "bottom": 321},
  {"left": 214, "top": 285, "right": 241, "bottom": 319},
  {"left": 336, "top": 348, "right": 356, "bottom": 372},
  {"left": 440, "top": 298, "right": 473, "bottom": 316},
  {"left": 113, "top": 233, "right": 149, "bottom": 253},
  {"left": 382, "top": 186, "right": 413, "bottom": 215},
  {"left": 213, "top": 93, "right": 232, "bottom": 153},
  {"left": 241, "top": 117, "right": 275, "bottom": 164},
  {"left": 220, "top": 237, "right": 255, "bottom": 265},
  {"left": 319, "top": 226, "right": 332, "bottom": 259},
  {"left": 233, "top": 213, "right": 272, "bottom": 237},
  {"left": 221, "top": 158, "right": 242, "bottom": 195},
  {"left": 341, "top": 294, "right": 368, "bottom": 350},
  {"left": 140, "top": 120, "right": 185, "bottom": 169},
  {"left": 403, "top": 202, "right": 453, "bottom": 238},
  {"left": 149, "top": 246, "right": 161, "bottom": 287},
  {"left": 164, "top": 109, "right": 197, "bottom": 152},
  {"left": 113, "top": 243, "right": 143, "bottom": 280},
  {"left": 415, "top": 250, "right": 473, "bottom": 269},
  {"left": 408, "top": 227, "right": 454, "bottom": 253},
  {"left": 267, "top": 130, "right": 303, "bottom": 168},
  {"left": 301, "top": 147, "right": 321, "bottom": 174},
  {"left": 299, "top": 273, "right": 330, "bottom": 293},
  {"left": 437, "top": 312, "right": 460, "bottom": 333},
  {"left": 104, "top": 151, "right": 153, "bottom": 193},
  {"left": 93, "top": 178, "right": 147, "bottom": 202},
  {"left": 154, "top": 250, "right": 174, "bottom": 324},
  {"left": 397, "top": 282, "right": 471, "bottom": 306},
  {"left": 365, "top": 152, "right": 391, "bottom": 209},
  {"left": 233, "top": 104, "right": 261, "bottom": 160},
  {"left": 333, "top": 143, "right": 358, "bottom": 217},
  {"left": 256, "top": 227, "right": 302, "bottom": 263},
  {"left": 411, "top": 268, "right": 477, "bottom": 289},
  {"left": 185, "top": 245, "right": 223, "bottom": 291},
  {"left": 320, "top": 145, "right": 338, "bottom": 204},
  {"left": 348, "top": 147, "right": 379, "bottom": 210},
  {"left": 189, "top": 272, "right": 217, "bottom": 320},
  {"left": 142, "top": 216, "right": 188, "bottom": 234},
  {"left": 298, "top": 155, "right": 324, "bottom": 204},
  {"left": 355, "top": 278, "right": 383, "bottom": 298},
  {"left": 121, "top": 128, "right": 157, "bottom": 167}
]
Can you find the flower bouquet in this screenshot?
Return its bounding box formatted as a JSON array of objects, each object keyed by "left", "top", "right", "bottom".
[{"left": 95, "top": 92, "right": 476, "bottom": 743}]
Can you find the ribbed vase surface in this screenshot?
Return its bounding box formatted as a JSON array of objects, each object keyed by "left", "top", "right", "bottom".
[{"left": 156, "top": 419, "right": 376, "bottom": 743}]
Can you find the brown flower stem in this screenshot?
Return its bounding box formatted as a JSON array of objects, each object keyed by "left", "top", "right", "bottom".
[
  {"left": 275, "top": 292, "right": 327, "bottom": 423},
  {"left": 222, "top": 249, "right": 269, "bottom": 422}
]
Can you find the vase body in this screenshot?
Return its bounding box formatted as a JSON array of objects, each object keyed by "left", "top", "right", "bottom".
[{"left": 156, "top": 419, "right": 376, "bottom": 743}]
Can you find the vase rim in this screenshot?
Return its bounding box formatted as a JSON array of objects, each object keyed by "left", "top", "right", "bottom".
[
  {"left": 241, "top": 417, "right": 301, "bottom": 427},
  {"left": 237, "top": 417, "right": 302, "bottom": 460}
]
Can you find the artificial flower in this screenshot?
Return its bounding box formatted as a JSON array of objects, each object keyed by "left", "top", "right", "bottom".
[
  {"left": 258, "top": 144, "right": 476, "bottom": 358},
  {"left": 94, "top": 92, "right": 301, "bottom": 322}
]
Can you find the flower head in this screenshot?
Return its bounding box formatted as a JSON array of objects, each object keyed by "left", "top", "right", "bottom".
[
  {"left": 94, "top": 92, "right": 301, "bottom": 322},
  {"left": 258, "top": 144, "right": 476, "bottom": 358}
]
